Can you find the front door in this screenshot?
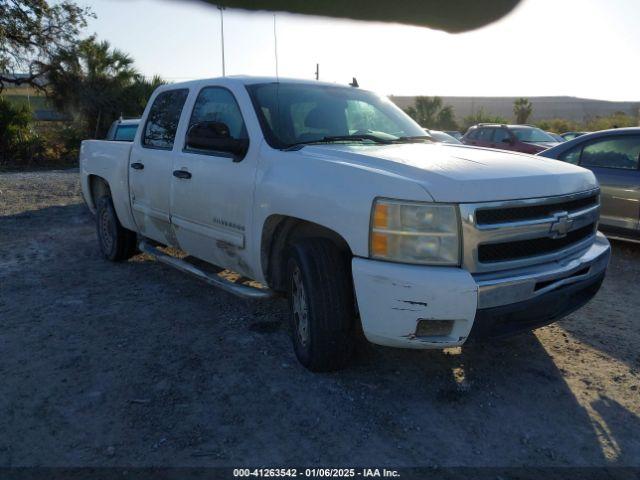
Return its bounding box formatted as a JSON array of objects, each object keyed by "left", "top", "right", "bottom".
[
  {"left": 170, "top": 86, "right": 257, "bottom": 278},
  {"left": 578, "top": 135, "right": 640, "bottom": 233},
  {"left": 129, "top": 88, "right": 189, "bottom": 245}
]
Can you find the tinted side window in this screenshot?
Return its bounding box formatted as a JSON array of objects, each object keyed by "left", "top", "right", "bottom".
[
  {"left": 476, "top": 128, "right": 493, "bottom": 141},
  {"left": 143, "top": 89, "right": 189, "bottom": 149},
  {"left": 493, "top": 128, "right": 510, "bottom": 143},
  {"left": 559, "top": 145, "right": 582, "bottom": 165},
  {"left": 187, "top": 87, "right": 248, "bottom": 144},
  {"left": 465, "top": 129, "right": 478, "bottom": 140},
  {"left": 580, "top": 136, "right": 640, "bottom": 170}
]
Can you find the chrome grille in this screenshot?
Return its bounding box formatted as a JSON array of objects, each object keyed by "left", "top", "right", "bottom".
[
  {"left": 460, "top": 189, "right": 600, "bottom": 273},
  {"left": 475, "top": 194, "right": 598, "bottom": 225}
]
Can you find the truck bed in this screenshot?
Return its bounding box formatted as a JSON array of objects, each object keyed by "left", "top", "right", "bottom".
[{"left": 79, "top": 140, "right": 137, "bottom": 231}]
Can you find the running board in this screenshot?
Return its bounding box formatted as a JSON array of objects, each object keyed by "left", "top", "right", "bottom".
[{"left": 138, "top": 240, "right": 275, "bottom": 300}]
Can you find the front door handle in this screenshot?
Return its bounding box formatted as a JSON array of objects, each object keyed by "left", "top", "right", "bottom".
[
  {"left": 131, "top": 162, "right": 144, "bottom": 170},
  {"left": 173, "top": 170, "right": 192, "bottom": 180}
]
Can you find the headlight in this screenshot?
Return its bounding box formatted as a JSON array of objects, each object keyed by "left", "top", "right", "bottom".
[{"left": 370, "top": 199, "right": 460, "bottom": 265}]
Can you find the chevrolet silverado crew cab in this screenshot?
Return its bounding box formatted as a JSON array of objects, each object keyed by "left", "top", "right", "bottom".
[{"left": 80, "top": 76, "right": 610, "bottom": 371}]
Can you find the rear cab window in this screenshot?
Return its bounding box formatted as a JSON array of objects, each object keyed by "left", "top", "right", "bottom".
[{"left": 114, "top": 124, "right": 138, "bottom": 142}]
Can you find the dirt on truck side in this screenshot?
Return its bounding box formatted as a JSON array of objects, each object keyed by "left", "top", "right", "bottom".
[{"left": 0, "top": 169, "right": 639, "bottom": 467}]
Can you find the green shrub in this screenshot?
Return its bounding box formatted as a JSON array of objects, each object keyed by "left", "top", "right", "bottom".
[
  {"left": 0, "top": 97, "right": 41, "bottom": 165},
  {"left": 32, "top": 121, "right": 85, "bottom": 165},
  {"left": 584, "top": 112, "right": 638, "bottom": 131},
  {"left": 535, "top": 118, "right": 579, "bottom": 133}
]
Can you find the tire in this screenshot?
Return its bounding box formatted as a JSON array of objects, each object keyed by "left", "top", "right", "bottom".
[
  {"left": 286, "top": 238, "right": 354, "bottom": 372},
  {"left": 96, "top": 195, "right": 137, "bottom": 261}
]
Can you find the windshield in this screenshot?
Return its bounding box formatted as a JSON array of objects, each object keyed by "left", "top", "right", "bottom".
[
  {"left": 511, "top": 127, "right": 557, "bottom": 143},
  {"left": 246, "top": 82, "right": 427, "bottom": 149}
]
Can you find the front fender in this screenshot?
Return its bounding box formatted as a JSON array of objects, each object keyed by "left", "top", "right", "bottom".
[{"left": 250, "top": 145, "right": 432, "bottom": 281}]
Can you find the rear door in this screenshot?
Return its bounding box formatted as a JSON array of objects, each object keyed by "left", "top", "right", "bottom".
[
  {"left": 574, "top": 135, "right": 640, "bottom": 233},
  {"left": 129, "top": 88, "right": 189, "bottom": 246},
  {"left": 169, "top": 85, "right": 257, "bottom": 277}
]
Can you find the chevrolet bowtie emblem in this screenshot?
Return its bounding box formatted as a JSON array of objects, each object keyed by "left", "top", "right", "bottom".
[{"left": 549, "top": 212, "right": 573, "bottom": 239}]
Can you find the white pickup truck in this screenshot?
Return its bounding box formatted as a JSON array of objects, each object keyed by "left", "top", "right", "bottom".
[{"left": 80, "top": 76, "right": 610, "bottom": 371}]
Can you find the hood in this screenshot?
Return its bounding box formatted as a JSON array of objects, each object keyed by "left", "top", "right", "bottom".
[{"left": 298, "top": 143, "right": 597, "bottom": 203}]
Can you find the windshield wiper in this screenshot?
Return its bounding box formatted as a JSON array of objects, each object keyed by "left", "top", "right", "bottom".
[
  {"left": 284, "top": 134, "right": 392, "bottom": 150},
  {"left": 392, "top": 135, "right": 434, "bottom": 144}
]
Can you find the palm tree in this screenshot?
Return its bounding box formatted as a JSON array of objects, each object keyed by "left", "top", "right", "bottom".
[
  {"left": 405, "top": 96, "right": 458, "bottom": 130},
  {"left": 47, "top": 36, "right": 142, "bottom": 137},
  {"left": 513, "top": 97, "right": 533, "bottom": 124}
]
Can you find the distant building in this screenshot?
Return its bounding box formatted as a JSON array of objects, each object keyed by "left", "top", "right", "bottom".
[{"left": 390, "top": 95, "right": 640, "bottom": 123}]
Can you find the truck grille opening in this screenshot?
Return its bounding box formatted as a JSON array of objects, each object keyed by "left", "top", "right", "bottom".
[
  {"left": 475, "top": 194, "right": 598, "bottom": 225},
  {"left": 478, "top": 224, "right": 596, "bottom": 263}
]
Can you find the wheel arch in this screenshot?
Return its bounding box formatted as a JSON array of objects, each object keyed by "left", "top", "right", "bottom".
[
  {"left": 261, "top": 214, "right": 353, "bottom": 292},
  {"left": 87, "top": 175, "right": 112, "bottom": 210}
]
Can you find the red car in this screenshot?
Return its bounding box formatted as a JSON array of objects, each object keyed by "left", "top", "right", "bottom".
[{"left": 462, "top": 124, "right": 561, "bottom": 154}]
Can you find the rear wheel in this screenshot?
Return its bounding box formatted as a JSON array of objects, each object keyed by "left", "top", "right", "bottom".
[
  {"left": 96, "top": 195, "right": 137, "bottom": 261},
  {"left": 286, "top": 238, "right": 354, "bottom": 372}
]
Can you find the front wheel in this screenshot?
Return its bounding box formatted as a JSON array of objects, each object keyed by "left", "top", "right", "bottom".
[
  {"left": 96, "top": 195, "right": 137, "bottom": 261},
  {"left": 286, "top": 238, "right": 355, "bottom": 372}
]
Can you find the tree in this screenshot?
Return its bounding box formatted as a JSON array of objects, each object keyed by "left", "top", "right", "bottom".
[
  {"left": 513, "top": 97, "right": 533, "bottom": 124},
  {"left": 46, "top": 37, "right": 160, "bottom": 138},
  {"left": 404, "top": 96, "right": 458, "bottom": 130},
  {"left": 461, "top": 108, "right": 507, "bottom": 131},
  {"left": 0, "top": 0, "right": 92, "bottom": 91},
  {"left": 123, "top": 75, "right": 166, "bottom": 117}
]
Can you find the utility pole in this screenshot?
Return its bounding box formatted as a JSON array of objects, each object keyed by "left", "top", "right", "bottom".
[
  {"left": 218, "top": 5, "right": 226, "bottom": 76},
  {"left": 315, "top": 63, "right": 319, "bottom": 80}
]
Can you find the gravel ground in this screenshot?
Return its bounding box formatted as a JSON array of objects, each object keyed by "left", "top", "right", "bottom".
[{"left": 0, "top": 169, "right": 639, "bottom": 468}]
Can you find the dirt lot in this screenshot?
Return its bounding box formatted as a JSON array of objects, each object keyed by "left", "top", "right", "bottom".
[{"left": 1, "top": 169, "right": 639, "bottom": 468}]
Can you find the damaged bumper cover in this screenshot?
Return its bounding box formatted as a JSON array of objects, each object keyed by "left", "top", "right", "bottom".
[{"left": 352, "top": 232, "right": 610, "bottom": 349}]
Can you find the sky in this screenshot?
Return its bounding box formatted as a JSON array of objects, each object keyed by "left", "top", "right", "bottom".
[{"left": 78, "top": 0, "right": 640, "bottom": 101}]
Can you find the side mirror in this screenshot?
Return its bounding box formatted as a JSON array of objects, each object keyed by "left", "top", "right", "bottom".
[
  {"left": 501, "top": 137, "right": 513, "bottom": 144},
  {"left": 186, "top": 121, "right": 248, "bottom": 161}
]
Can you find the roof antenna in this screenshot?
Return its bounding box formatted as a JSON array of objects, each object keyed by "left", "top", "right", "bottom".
[
  {"left": 273, "top": 13, "right": 279, "bottom": 81},
  {"left": 349, "top": 77, "right": 359, "bottom": 88},
  {"left": 218, "top": 6, "right": 226, "bottom": 76}
]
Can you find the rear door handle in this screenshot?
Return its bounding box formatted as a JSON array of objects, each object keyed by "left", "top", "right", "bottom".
[
  {"left": 173, "top": 170, "right": 192, "bottom": 179},
  {"left": 131, "top": 162, "right": 144, "bottom": 170}
]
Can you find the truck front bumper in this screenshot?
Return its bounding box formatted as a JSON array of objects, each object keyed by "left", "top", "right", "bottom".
[{"left": 352, "top": 232, "right": 610, "bottom": 349}]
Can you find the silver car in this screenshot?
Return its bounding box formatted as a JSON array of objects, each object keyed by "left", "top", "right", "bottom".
[{"left": 538, "top": 128, "right": 640, "bottom": 243}]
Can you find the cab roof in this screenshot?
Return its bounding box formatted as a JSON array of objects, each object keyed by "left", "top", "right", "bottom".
[{"left": 156, "top": 75, "right": 357, "bottom": 91}]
